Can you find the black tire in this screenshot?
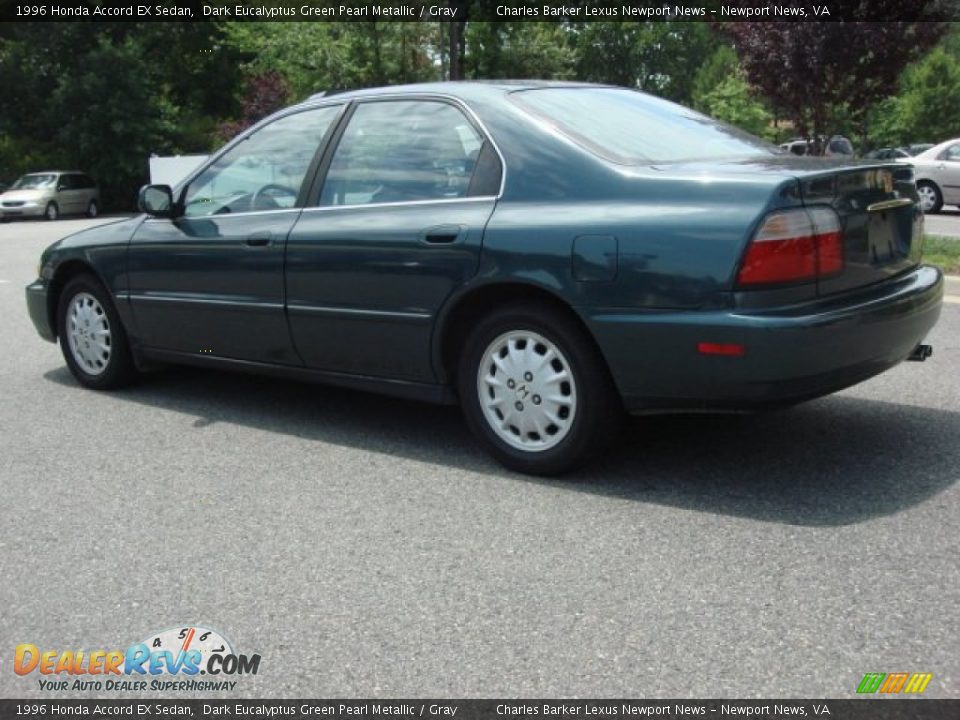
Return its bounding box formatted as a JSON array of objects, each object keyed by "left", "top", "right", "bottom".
[
  {"left": 458, "top": 302, "right": 623, "bottom": 475},
  {"left": 44, "top": 202, "right": 59, "bottom": 221},
  {"left": 86, "top": 200, "right": 98, "bottom": 218},
  {"left": 56, "top": 274, "right": 137, "bottom": 389},
  {"left": 917, "top": 181, "right": 943, "bottom": 214}
]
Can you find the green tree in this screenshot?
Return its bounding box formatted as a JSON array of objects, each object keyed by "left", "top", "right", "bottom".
[
  {"left": 699, "top": 72, "right": 773, "bottom": 139},
  {"left": 464, "top": 22, "right": 574, "bottom": 80},
  {"left": 573, "top": 22, "right": 719, "bottom": 104},
  {"left": 880, "top": 47, "right": 960, "bottom": 145},
  {"left": 0, "top": 22, "right": 245, "bottom": 208},
  {"left": 222, "top": 22, "right": 440, "bottom": 100},
  {"left": 691, "top": 44, "right": 740, "bottom": 112}
]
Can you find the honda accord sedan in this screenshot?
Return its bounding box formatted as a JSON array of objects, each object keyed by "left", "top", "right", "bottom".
[{"left": 25, "top": 81, "right": 943, "bottom": 474}]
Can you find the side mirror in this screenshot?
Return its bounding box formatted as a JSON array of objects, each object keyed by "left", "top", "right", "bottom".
[{"left": 138, "top": 184, "right": 175, "bottom": 217}]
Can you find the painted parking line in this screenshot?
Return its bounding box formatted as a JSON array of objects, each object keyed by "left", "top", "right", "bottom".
[{"left": 945, "top": 295, "right": 960, "bottom": 305}]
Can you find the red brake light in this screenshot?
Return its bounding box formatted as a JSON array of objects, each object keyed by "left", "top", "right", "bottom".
[{"left": 736, "top": 207, "right": 843, "bottom": 286}]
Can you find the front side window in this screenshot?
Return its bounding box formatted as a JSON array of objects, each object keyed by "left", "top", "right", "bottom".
[
  {"left": 321, "top": 100, "right": 486, "bottom": 206},
  {"left": 183, "top": 105, "right": 341, "bottom": 217}
]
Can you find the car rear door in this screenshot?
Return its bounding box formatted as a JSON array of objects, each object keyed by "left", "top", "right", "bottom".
[
  {"left": 285, "top": 97, "right": 502, "bottom": 382},
  {"left": 126, "top": 104, "right": 344, "bottom": 364}
]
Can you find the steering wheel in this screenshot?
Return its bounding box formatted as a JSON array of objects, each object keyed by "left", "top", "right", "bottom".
[{"left": 250, "top": 183, "right": 298, "bottom": 211}]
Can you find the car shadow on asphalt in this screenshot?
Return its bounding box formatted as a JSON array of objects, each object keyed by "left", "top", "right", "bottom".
[{"left": 45, "top": 365, "right": 959, "bottom": 528}]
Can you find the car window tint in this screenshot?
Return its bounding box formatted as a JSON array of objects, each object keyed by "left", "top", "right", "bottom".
[
  {"left": 77, "top": 174, "right": 95, "bottom": 188},
  {"left": 183, "top": 106, "right": 340, "bottom": 217},
  {"left": 945, "top": 144, "right": 960, "bottom": 161},
  {"left": 58, "top": 175, "right": 75, "bottom": 190},
  {"left": 321, "top": 101, "right": 486, "bottom": 206},
  {"left": 512, "top": 87, "right": 777, "bottom": 164}
]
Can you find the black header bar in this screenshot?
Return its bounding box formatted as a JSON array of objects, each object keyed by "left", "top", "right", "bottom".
[{"left": 2, "top": 1, "right": 958, "bottom": 23}]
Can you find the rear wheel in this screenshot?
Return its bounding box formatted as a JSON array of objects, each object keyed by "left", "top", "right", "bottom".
[
  {"left": 917, "top": 181, "right": 943, "bottom": 213},
  {"left": 458, "top": 303, "right": 622, "bottom": 475},
  {"left": 44, "top": 202, "right": 59, "bottom": 221},
  {"left": 56, "top": 275, "right": 137, "bottom": 389}
]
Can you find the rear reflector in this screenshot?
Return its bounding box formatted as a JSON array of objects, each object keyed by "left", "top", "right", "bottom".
[
  {"left": 697, "top": 342, "right": 745, "bottom": 357},
  {"left": 737, "top": 207, "right": 842, "bottom": 286}
]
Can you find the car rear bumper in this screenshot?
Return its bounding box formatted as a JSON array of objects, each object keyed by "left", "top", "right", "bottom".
[
  {"left": 583, "top": 264, "right": 944, "bottom": 412},
  {"left": 26, "top": 280, "right": 55, "bottom": 342}
]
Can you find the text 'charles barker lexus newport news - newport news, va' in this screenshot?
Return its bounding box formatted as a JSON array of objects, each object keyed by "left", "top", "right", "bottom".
[
  {"left": 496, "top": 5, "right": 831, "bottom": 18},
  {"left": 25, "top": 81, "right": 943, "bottom": 475}
]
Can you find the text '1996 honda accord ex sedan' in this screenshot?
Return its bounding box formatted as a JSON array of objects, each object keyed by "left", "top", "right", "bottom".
[{"left": 26, "top": 81, "right": 943, "bottom": 474}]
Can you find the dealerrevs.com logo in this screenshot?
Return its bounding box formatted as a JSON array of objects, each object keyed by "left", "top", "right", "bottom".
[{"left": 14, "top": 626, "right": 261, "bottom": 692}]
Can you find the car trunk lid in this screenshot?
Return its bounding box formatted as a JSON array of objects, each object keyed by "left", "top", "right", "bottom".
[{"left": 798, "top": 164, "right": 924, "bottom": 296}]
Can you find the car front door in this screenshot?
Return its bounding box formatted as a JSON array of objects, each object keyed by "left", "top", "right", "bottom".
[
  {"left": 285, "top": 98, "right": 502, "bottom": 382},
  {"left": 126, "top": 104, "right": 344, "bottom": 364},
  {"left": 56, "top": 174, "right": 82, "bottom": 214},
  {"left": 934, "top": 142, "right": 960, "bottom": 205}
]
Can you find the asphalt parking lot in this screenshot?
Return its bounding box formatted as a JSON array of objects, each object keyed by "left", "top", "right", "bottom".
[
  {"left": 925, "top": 207, "right": 960, "bottom": 238},
  {"left": 0, "top": 217, "right": 957, "bottom": 699}
]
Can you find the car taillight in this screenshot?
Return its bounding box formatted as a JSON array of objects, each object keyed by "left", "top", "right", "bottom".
[{"left": 736, "top": 207, "right": 842, "bottom": 286}]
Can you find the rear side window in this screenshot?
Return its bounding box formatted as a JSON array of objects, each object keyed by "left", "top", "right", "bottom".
[
  {"left": 511, "top": 87, "right": 777, "bottom": 164},
  {"left": 321, "top": 100, "right": 495, "bottom": 206}
]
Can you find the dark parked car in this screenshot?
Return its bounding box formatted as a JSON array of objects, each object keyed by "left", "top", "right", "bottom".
[
  {"left": 864, "top": 147, "right": 910, "bottom": 160},
  {"left": 25, "top": 82, "right": 943, "bottom": 474}
]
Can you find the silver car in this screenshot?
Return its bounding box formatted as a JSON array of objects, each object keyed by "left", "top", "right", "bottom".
[
  {"left": 0, "top": 171, "right": 100, "bottom": 221},
  {"left": 899, "top": 138, "right": 960, "bottom": 213}
]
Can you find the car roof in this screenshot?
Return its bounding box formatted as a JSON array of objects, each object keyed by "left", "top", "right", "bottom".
[
  {"left": 301, "top": 80, "right": 611, "bottom": 105},
  {"left": 916, "top": 138, "right": 960, "bottom": 158}
]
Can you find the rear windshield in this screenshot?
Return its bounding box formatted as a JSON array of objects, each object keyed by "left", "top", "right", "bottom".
[{"left": 510, "top": 87, "right": 778, "bottom": 164}]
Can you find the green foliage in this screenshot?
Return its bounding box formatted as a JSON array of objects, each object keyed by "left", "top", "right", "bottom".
[
  {"left": 572, "top": 22, "right": 719, "bottom": 103},
  {"left": 223, "top": 22, "right": 440, "bottom": 100},
  {"left": 871, "top": 47, "right": 960, "bottom": 146},
  {"left": 699, "top": 72, "right": 773, "bottom": 139},
  {"left": 691, "top": 45, "right": 740, "bottom": 112},
  {"left": 0, "top": 22, "right": 243, "bottom": 209},
  {"left": 465, "top": 22, "right": 574, "bottom": 80}
]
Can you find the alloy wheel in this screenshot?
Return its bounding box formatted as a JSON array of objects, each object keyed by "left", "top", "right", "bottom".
[
  {"left": 476, "top": 330, "right": 578, "bottom": 452},
  {"left": 66, "top": 292, "right": 112, "bottom": 375}
]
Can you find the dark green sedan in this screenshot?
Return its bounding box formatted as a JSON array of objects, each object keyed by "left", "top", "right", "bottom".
[{"left": 26, "top": 81, "right": 943, "bottom": 474}]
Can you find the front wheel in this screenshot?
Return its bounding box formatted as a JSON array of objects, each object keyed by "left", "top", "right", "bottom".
[
  {"left": 458, "top": 303, "right": 622, "bottom": 475},
  {"left": 917, "top": 181, "right": 943, "bottom": 213},
  {"left": 56, "top": 275, "right": 137, "bottom": 389},
  {"left": 44, "top": 202, "right": 59, "bottom": 221},
  {"left": 86, "top": 200, "right": 98, "bottom": 218}
]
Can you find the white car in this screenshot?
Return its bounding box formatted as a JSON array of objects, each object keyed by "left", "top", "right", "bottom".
[{"left": 899, "top": 138, "right": 960, "bottom": 213}]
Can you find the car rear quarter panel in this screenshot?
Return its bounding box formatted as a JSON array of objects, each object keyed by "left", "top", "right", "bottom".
[{"left": 468, "top": 96, "right": 798, "bottom": 310}]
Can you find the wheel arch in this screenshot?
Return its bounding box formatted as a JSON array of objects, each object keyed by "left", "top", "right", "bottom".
[
  {"left": 433, "top": 280, "right": 608, "bottom": 388},
  {"left": 46, "top": 260, "right": 106, "bottom": 339}
]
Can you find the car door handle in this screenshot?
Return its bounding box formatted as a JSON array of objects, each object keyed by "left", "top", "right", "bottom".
[
  {"left": 245, "top": 233, "right": 272, "bottom": 247},
  {"left": 422, "top": 225, "right": 465, "bottom": 244}
]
